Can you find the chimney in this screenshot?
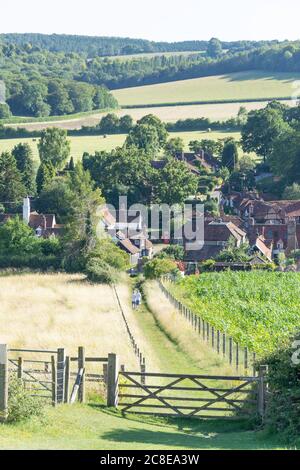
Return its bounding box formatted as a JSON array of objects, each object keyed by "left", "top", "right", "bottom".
[
  {"left": 23, "top": 197, "right": 30, "bottom": 225},
  {"left": 287, "top": 218, "right": 298, "bottom": 254}
]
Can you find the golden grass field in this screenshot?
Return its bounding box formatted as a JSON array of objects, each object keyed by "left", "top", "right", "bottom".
[
  {"left": 0, "top": 130, "right": 241, "bottom": 162},
  {"left": 0, "top": 273, "right": 140, "bottom": 369},
  {"left": 112, "top": 71, "right": 300, "bottom": 106},
  {"left": 4, "top": 99, "right": 292, "bottom": 131}
]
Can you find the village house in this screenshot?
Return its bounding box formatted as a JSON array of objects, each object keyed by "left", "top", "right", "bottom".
[
  {"left": 151, "top": 150, "right": 220, "bottom": 177},
  {"left": 0, "top": 197, "right": 63, "bottom": 237},
  {"left": 100, "top": 206, "right": 153, "bottom": 265}
]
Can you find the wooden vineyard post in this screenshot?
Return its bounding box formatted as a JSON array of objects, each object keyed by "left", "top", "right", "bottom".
[
  {"left": 229, "top": 338, "right": 233, "bottom": 365},
  {"left": 51, "top": 355, "right": 57, "bottom": 407},
  {"left": 223, "top": 333, "right": 226, "bottom": 357},
  {"left": 0, "top": 345, "right": 8, "bottom": 422},
  {"left": 107, "top": 353, "right": 119, "bottom": 408},
  {"left": 202, "top": 320, "right": 205, "bottom": 341},
  {"left": 244, "top": 347, "right": 248, "bottom": 372},
  {"left": 78, "top": 347, "right": 86, "bottom": 403},
  {"left": 64, "top": 356, "right": 70, "bottom": 404},
  {"left": 217, "top": 331, "right": 220, "bottom": 354},
  {"left": 17, "top": 357, "right": 23, "bottom": 380},
  {"left": 258, "top": 365, "right": 268, "bottom": 421},
  {"left": 212, "top": 327, "right": 215, "bottom": 349},
  {"left": 236, "top": 344, "right": 239, "bottom": 371},
  {"left": 57, "top": 348, "right": 65, "bottom": 404}
]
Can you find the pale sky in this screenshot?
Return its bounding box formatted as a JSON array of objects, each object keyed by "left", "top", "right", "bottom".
[{"left": 1, "top": 0, "right": 300, "bottom": 42}]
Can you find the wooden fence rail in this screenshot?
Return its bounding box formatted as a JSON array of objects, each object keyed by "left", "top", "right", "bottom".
[
  {"left": 159, "top": 278, "right": 257, "bottom": 374},
  {"left": 116, "top": 367, "right": 267, "bottom": 420},
  {"left": 0, "top": 344, "right": 113, "bottom": 419}
]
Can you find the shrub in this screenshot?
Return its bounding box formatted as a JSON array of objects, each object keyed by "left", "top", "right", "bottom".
[
  {"left": 85, "top": 258, "right": 118, "bottom": 284},
  {"left": 155, "top": 245, "right": 184, "bottom": 261},
  {"left": 261, "top": 335, "right": 300, "bottom": 443},
  {"left": 200, "top": 259, "right": 216, "bottom": 272},
  {"left": 8, "top": 375, "right": 44, "bottom": 423},
  {"left": 143, "top": 258, "right": 177, "bottom": 280}
]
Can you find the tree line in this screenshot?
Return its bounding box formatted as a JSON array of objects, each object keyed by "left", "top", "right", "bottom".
[{"left": 2, "top": 37, "right": 300, "bottom": 118}]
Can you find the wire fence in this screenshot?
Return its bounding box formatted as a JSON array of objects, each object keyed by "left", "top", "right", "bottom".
[{"left": 159, "top": 277, "right": 257, "bottom": 375}]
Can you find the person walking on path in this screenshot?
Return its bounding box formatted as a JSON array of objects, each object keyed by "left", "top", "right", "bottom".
[
  {"left": 136, "top": 290, "right": 142, "bottom": 308},
  {"left": 132, "top": 290, "right": 138, "bottom": 309}
]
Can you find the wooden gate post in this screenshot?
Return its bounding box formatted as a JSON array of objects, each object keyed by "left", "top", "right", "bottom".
[
  {"left": 57, "top": 348, "right": 65, "bottom": 404},
  {"left": 0, "top": 345, "right": 8, "bottom": 422},
  {"left": 78, "top": 347, "right": 86, "bottom": 403},
  {"left": 64, "top": 356, "right": 70, "bottom": 404},
  {"left": 258, "top": 365, "right": 268, "bottom": 421},
  {"left": 107, "top": 353, "right": 119, "bottom": 408},
  {"left": 51, "top": 355, "right": 57, "bottom": 407}
]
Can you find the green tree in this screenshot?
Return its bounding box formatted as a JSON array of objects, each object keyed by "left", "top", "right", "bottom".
[
  {"left": 0, "top": 217, "right": 41, "bottom": 256},
  {"left": 125, "top": 123, "right": 160, "bottom": 156},
  {"left": 155, "top": 159, "right": 198, "bottom": 205},
  {"left": 207, "top": 38, "right": 222, "bottom": 58},
  {"left": 165, "top": 137, "right": 184, "bottom": 156},
  {"left": 38, "top": 128, "right": 70, "bottom": 169},
  {"left": 36, "top": 161, "right": 56, "bottom": 193},
  {"left": 144, "top": 258, "right": 177, "bottom": 280},
  {"left": 137, "top": 114, "right": 168, "bottom": 147},
  {"left": 0, "top": 103, "right": 12, "bottom": 118},
  {"left": 0, "top": 152, "right": 26, "bottom": 207},
  {"left": 269, "top": 128, "right": 300, "bottom": 183},
  {"left": 221, "top": 140, "right": 239, "bottom": 171},
  {"left": 283, "top": 183, "right": 300, "bottom": 200},
  {"left": 36, "top": 178, "right": 73, "bottom": 222},
  {"left": 242, "top": 107, "right": 290, "bottom": 163},
  {"left": 47, "top": 80, "right": 74, "bottom": 116},
  {"left": 12, "top": 143, "right": 36, "bottom": 194}
]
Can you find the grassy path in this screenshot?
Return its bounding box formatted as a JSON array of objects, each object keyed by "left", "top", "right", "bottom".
[
  {"left": 0, "top": 404, "right": 287, "bottom": 450},
  {"left": 0, "top": 278, "right": 291, "bottom": 450}
]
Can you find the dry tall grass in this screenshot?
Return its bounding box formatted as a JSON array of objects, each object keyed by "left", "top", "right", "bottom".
[
  {"left": 0, "top": 273, "right": 137, "bottom": 369},
  {"left": 144, "top": 281, "right": 235, "bottom": 376}
]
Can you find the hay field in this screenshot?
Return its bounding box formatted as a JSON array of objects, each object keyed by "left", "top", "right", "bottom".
[
  {"left": 0, "top": 130, "right": 240, "bottom": 163},
  {"left": 0, "top": 273, "right": 139, "bottom": 369},
  {"left": 113, "top": 71, "right": 299, "bottom": 106}
]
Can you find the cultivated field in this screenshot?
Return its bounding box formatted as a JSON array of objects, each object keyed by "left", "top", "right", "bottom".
[
  {"left": 0, "top": 130, "right": 241, "bottom": 162},
  {"left": 3, "top": 100, "right": 277, "bottom": 131},
  {"left": 0, "top": 273, "right": 139, "bottom": 368},
  {"left": 169, "top": 272, "right": 300, "bottom": 356},
  {"left": 112, "top": 71, "right": 299, "bottom": 106}
]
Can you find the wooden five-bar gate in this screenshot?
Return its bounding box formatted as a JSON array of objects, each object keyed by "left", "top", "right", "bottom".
[{"left": 106, "top": 355, "right": 268, "bottom": 421}]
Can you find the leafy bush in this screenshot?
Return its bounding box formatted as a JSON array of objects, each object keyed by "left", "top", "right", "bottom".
[
  {"left": 262, "top": 336, "right": 300, "bottom": 443},
  {"left": 8, "top": 375, "right": 44, "bottom": 423},
  {"left": 85, "top": 258, "right": 118, "bottom": 284},
  {"left": 155, "top": 245, "right": 184, "bottom": 261},
  {"left": 200, "top": 259, "right": 216, "bottom": 272},
  {"left": 144, "top": 258, "right": 177, "bottom": 280}
]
